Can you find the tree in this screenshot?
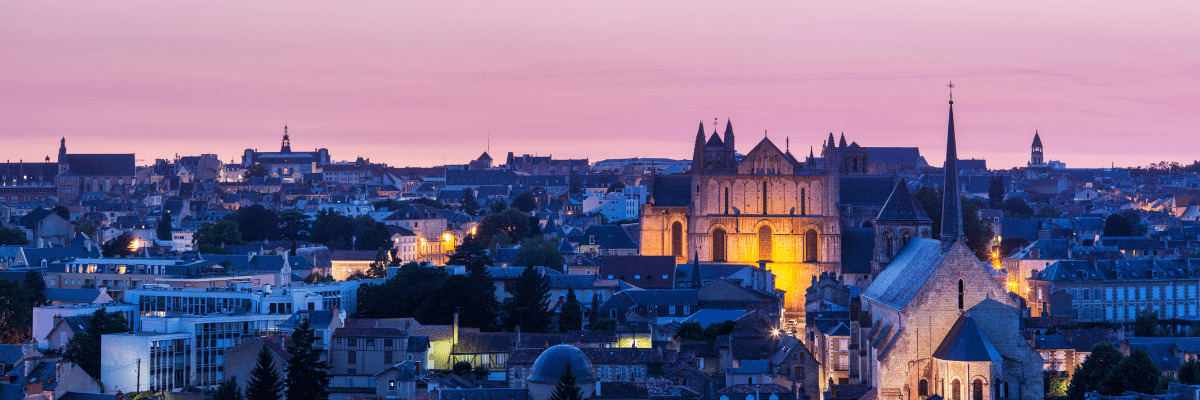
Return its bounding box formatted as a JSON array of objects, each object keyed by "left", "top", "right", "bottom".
[
  {"left": 157, "top": 211, "right": 174, "bottom": 241},
  {"left": 588, "top": 295, "right": 602, "bottom": 326},
  {"left": 514, "top": 237, "right": 565, "bottom": 272},
  {"left": 999, "top": 237, "right": 1030, "bottom": 258},
  {"left": 52, "top": 205, "right": 70, "bottom": 221},
  {"left": 101, "top": 232, "right": 137, "bottom": 258},
  {"left": 548, "top": 364, "right": 585, "bottom": 400},
  {"left": 245, "top": 346, "right": 283, "bottom": 400},
  {"left": 448, "top": 234, "right": 491, "bottom": 267},
  {"left": 23, "top": 270, "right": 47, "bottom": 307},
  {"left": 461, "top": 188, "right": 480, "bottom": 216},
  {"left": 1134, "top": 309, "right": 1162, "bottom": 337},
  {"left": 0, "top": 279, "right": 31, "bottom": 343},
  {"left": 559, "top": 287, "right": 582, "bottom": 332},
  {"left": 309, "top": 210, "right": 357, "bottom": 249},
  {"left": 196, "top": 220, "right": 245, "bottom": 254},
  {"left": 1003, "top": 197, "right": 1035, "bottom": 218},
  {"left": 675, "top": 322, "right": 705, "bottom": 341},
  {"left": 461, "top": 261, "right": 499, "bottom": 330},
  {"left": 0, "top": 226, "right": 29, "bottom": 245},
  {"left": 1103, "top": 214, "right": 1132, "bottom": 237},
  {"left": 243, "top": 164, "right": 269, "bottom": 180},
  {"left": 351, "top": 215, "right": 391, "bottom": 251},
  {"left": 988, "top": 175, "right": 1005, "bottom": 209},
  {"left": 591, "top": 318, "right": 616, "bottom": 331},
  {"left": 215, "top": 377, "right": 244, "bottom": 400},
  {"left": 504, "top": 266, "right": 551, "bottom": 332},
  {"left": 452, "top": 361, "right": 472, "bottom": 375},
  {"left": 477, "top": 208, "right": 541, "bottom": 247},
  {"left": 230, "top": 204, "right": 280, "bottom": 242},
  {"left": 63, "top": 308, "right": 131, "bottom": 378},
  {"left": 1181, "top": 359, "right": 1200, "bottom": 385},
  {"left": 512, "top": 192, "right": 538, "bottom": 212},
  {"left": 285, "top": 319, "right": 330, "bottom": 400},
  {"left": 1045, "top": 371, "right": 1070, "bottom": 398},
  {"left": 367, "top": 248, "right": 390, "bottom": 279},
  {"left": 1099, "top": 348, "right": 1161, "bottom": 395},
  {"left": 1067, "top": 343, "right": 1125, "bottom": 400},
  {"left": 278, "top": 212, "right": 312, "bottom": 240}
]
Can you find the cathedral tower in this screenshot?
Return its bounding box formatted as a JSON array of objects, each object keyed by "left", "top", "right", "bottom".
[{"left": 281, "top": 125, "right": 292, "bottom": 153}]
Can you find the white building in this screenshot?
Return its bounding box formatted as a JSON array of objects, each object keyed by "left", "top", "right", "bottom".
[
  {"left": 32, "top": 303, "right": 138, "bottom": 350},
  {"left": 101, "top": 331, "right": 192, "bottom": 393},
  {"left": 582, "top": 185, "right": 647, "bottom": 223}
]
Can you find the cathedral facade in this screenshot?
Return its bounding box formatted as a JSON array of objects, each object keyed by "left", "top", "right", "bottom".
[{"left": 640, "top": 120, "right": 847, "bottom": 318}]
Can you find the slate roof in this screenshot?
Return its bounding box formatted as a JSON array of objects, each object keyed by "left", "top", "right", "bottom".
[
  {"left": 649, "top": 174, "right": 692, "bottom": 207},
  {"left": 839, "top": 176, "right": 896, "bottom": 207},
  {"left": 865, "top": 147, "right": 928, "bottom": 168},
  {"left": 0, "top": 345, "right": 22, "bottom": 365},
  {"left": 932, "top": 316, "right": 1002, "bottom": 362},
  {"left": 57, "top": 393, "right": 117, "bottom": 400},
  {"left": 840, "top": 228, "right": 875, "bottom": 275},
  {"left": 682, "top": 309, "right": 748, "bottom": 328},
  {"left": 1002, "top": 218, "right": 1041, "bottom": 241},
  {"left": 45, "top": 288, "right": 104, "bottom": 304},
  {"left": 1130, "top": 342, "right": 1181, "bottom": 372},
  {"left": 860, "top": 238, "right": 950, "bottom": 311},
  {"left": 601, "top": 256, "right": 676, "bottom": 289},
  {"left": 583, "top": 225, "right": 637, "bottom": 250},
  {"left": 1037, "top": 259, "right": 1200, "bottom": 282},
  {"left": 60, "top": 154, "right": 136, "bottom": 176},
  {"left": 876, "top": 180, "right": 930, "bottom": 222},
  {"left": 438, "top": 388, "right": 530, "bottom": 400}
]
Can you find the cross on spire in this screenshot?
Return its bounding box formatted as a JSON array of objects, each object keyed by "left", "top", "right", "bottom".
[{"left": 947, "top": 80, "right": 955, "bottom": 103}]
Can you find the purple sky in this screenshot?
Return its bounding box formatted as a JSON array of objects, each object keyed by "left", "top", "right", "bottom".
[{"left": 3, "top": 1, "right": 1199, "bottom": 169}]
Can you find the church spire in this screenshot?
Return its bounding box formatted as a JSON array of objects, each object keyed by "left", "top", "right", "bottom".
[
  {"left": 58, "top": 137, "right": 66, "bottom": 161},
  {"left": 691, "top": 121, "right": 706, "bottom": 174},
  {"left": 941, "top": 83, "right": 964, "bottom": 243},
  {"left": 723, "top": 119, "right": 735, "bottom": 152}
]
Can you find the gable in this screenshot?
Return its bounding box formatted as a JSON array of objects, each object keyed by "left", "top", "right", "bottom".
[{"left": 737, "top": 138, "right": 793, "bottom": 175}]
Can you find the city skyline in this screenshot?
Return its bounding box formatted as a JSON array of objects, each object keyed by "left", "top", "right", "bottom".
[{"left": 3, "top": 1, "right": 1199, "bottom": 169}]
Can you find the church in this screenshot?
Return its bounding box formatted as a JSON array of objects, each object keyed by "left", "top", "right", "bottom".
[
  {"left": 638, "top": 119, "right": 913, "bottom": 320},
  {"left": 856, "top": 98, "right": 1043, "bottom": 400},
  {"left": 240, "top": 125, "right": 332, "bottom": 177}
]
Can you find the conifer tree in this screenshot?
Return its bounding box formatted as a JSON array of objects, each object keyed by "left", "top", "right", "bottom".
[
  {"left": 245, "top": 346, "right": 282, "bottom": 400},
  {"left": 504, "top": 266, "right": 550, "bottom": 332},
  {"left": 548, "top": 364, "right": 584, "bottom": 400},
  {"left": 559, "top": 287, "right": 582, "bottom": 332},
  {"left": 285, "top": 320, "right": 331, "bottom": 400}
]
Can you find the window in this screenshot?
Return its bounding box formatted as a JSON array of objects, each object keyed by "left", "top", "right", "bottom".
[
  {"left": 952, "top": 379, "right": 961, "bottom": 400},
  {"left": 671, "top": 222, "right": 683, "bottom": 257},
  {"left": 348, "top": 338, "right": 357, "bottom": 346},
  {"left": 804, "top": 229, "right": 818, "bottom": 262},
  {"left": 762, "top": 181, "right": 768, "bottom": 214},
  {"left": 757, "top": 225, "right": 772, "bottom": 261},
  {"left": 801, "top": 187, "right": 806, "bottom": 214},
  {"left": 919, "top": 379, "right": 929, "bottom": 396},
  {"left": 366, "top": 339, "right": 375, "bottom": 346},
  {"left": 388, "top": 380, "right": 396, "bottom": 391},
  {"left": 958, "top": 279, "right": 965, "bottom": 310},
  {"left": 713, "top": 228, "right": 727, "bottom": 262},
  {"left": 973, "top": 379, "right": 984, "bottom": 400},
  {"left": 724, "top": 188, "right": 730, "bottom": 214},
  {"left": 348, "top": 350, "right": 357, "bottom": 363}
]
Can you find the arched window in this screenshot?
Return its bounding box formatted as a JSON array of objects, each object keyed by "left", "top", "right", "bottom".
[
  {"left": 951, "top": 379, "right": 961, "bottom": 400},
  {"left": 861, "top": 220, "right": 873, "bottom": 228},
  {"left": 724, "top": 188, "right": 730, "bottom": 214},
  {"left": 671, "top": 222, "right": 683, "bottom": 257},
  {"left": 800, "top": 187, "right": 807, "bottom": 215},
  {"left": 972, "top": 379, "right": 983, "bottom": 400},
  {"left": 958, "top": 279, "right": 965, "bottom": 310},
  {"left": 713, "top": 228, "right": 727, "bottom": 262},
  {"left": 918, "top": 379, "right": 929, "bottom": 397},
  {"left": 804, "top": 229, "right": 819, "bottom": 262},
  {"left": 757, "top": 225, "right": 772, "bottom": 261},
  {"left": 762, "top": 181, "right": 769, "bottom": 214},
  {"left": 883, "top": 230, "right": 894, "bottom": 257}
]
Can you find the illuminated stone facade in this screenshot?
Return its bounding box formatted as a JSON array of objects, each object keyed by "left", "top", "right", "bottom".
[{"left": 640, "top": 121, "right": 845, "bottom": 320}]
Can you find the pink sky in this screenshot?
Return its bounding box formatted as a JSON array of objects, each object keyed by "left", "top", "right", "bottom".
[{"left": 2, "top": 1, "right": 1199, "bottom": 169}]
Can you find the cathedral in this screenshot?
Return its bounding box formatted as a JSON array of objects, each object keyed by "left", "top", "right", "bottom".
[{"left": 638, "top": 120, "right": 909, "bottom": 320}]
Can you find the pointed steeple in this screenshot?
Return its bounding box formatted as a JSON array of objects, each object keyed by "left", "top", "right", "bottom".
[
  {"left": 838, "top": 132, "right": 847, "bottom": 148},
  {"left": 692, "top": 121, "right": 706, "bottom": 174},
  {"left": 58, "top": 137, "right": 66, "bottom": 161},
  {"left": 827, "top": 132, "right": 835, "bottom": 148},
  {"left": 1032, "top": 130, "right": 1042, "bottom": 148},
  {"left": 691, "top": 252, "right": 702, "bottom": 289},
  {"left": 281, "top": 125, "right": 292, "bottom": 153},
  {"left": 941, "top": 94, "right": 964, "bottom": 243},
  {"left": 723, "top": 119, "right": 735, "bottom": 152}
]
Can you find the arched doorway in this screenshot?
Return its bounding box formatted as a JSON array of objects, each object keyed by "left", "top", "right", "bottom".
[
  {"left": 757, "top": 225, "right": 772, "bottom": 261},
  {"left": 951, "top": 379, "right": 961, "bottom": 400},
  {"left": 671, "top": 222, "right": 683, "bottom": 257},
  {"left": 712, "top": 228, "right": 727, "bottom": 262},
  {"left": 804, "top": 229, "right": 818, "bottom": 262}
]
